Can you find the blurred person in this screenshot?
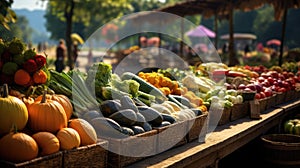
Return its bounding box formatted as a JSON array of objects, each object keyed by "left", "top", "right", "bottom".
[
  {"left": 72, "top": 41, "right": 79, "bottom": 66},
  {"left": 55, "top": 39, "right": 67, "bottom": 72}
]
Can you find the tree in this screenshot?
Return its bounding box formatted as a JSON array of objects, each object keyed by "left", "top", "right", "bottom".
[
  {"left": 45, "top": 0, "right": 133, "bottom": 70},
  {"left": 0, "top": 15, "right": 33, "bottom": 42},
  {"left": 0, "top": 0, "right": 16, "bottom": 30}
]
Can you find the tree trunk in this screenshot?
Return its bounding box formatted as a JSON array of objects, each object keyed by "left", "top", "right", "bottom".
[{"left": 65, "top": 0, "right": 75, "bottom": 70}]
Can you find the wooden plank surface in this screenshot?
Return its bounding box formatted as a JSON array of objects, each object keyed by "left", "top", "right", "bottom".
[{"left": 126, "top": 100, "right": 300, "bottom": 168}]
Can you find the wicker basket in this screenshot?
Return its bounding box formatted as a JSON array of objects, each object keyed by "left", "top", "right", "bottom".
[
  {"left": 0, "top": 151, "right": 63, "bottom": 168},
  {"left": 156, "top": 120, "right": 188, "bottom": 153},
  {"left": 218, "top": 107, "right": 232, "bottom": 126},
  {"left": 286, "top": 90, "right": 297, "bottom": 102},
  {"left": 260, "top": 134, "right": 300, "bottom": 168},
  {"left": 259, "top": 97, "right": 268, "bottom": 113},
  {"left": 186, "top": 112, "right": 208, "bottom": 143},
  {"left": 230, "top": 101, "right": 250, "bottom": 121},
  {"left": 63, "top": 140, "right": 108, "bottom": 168},
  {"left": 266, "top": 94, "right": 277, "bottom": 109},
  {"left": 106, "top": 130, "right": 158, "bottom": 168},
  {"left": 275, "top": 92, "right": 286, "bottom": 105}
]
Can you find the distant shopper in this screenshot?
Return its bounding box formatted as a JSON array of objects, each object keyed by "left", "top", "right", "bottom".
[
  {"left": 72, "top": 41, "right": 79, "bottom": 65},
  {"left": 55, "top": 39, "right": 66, "bottom": 72}
]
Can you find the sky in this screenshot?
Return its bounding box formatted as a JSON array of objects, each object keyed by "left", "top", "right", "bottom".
[{"left": 12, "top": 0, "right": 47, "bottom": 11}]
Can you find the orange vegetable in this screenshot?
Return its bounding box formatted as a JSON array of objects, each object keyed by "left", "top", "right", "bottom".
[
  {"left": 199, "top": 105, "right": 207, "bottom": 112},
  {"left": 14, "top": 69, "right": 31, "bottom": 86},
  {"left": 33, "top": 70, "right": 47, "bottom": 84}
]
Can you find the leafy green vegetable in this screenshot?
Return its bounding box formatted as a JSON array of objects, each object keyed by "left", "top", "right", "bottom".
[
  {"left": 110, "top": 74, "right": 140, "bottom": 97},
  {"left": 85, "top": 62, "right": 112, "bottom": 96}
]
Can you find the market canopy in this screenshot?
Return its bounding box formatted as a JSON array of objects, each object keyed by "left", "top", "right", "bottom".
[
  {"left": 186, "top": 25, "right": 216, "bottom": 38},
  {"left": 220, "top": 33, "right": 257, "bottom": 40},
  {"left": 157, "top": 0, "right": 300, "bottom": 66}
]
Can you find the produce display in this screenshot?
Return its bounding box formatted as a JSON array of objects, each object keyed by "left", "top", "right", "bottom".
[{"left": 1, "top": 38, "right": 300, "bottom": 164}]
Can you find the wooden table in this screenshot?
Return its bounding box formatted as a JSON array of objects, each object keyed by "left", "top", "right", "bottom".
[{"left": 126, "top": 100, "right": 300, "bottom": 168}]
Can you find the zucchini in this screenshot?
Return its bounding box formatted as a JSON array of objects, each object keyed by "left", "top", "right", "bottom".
[
  {"left": 121, "top": 127, "right": 135, "bottom": 136},
  {"left": 137, "top": 106, "right": 163, "bottom": 127},
  {"left": 135, "top": 112, "right": 146, "bottom": 126},
  {"left": 82, "top": 110, "right": 101, "bottom": 122},
  {"left": 99, "top": 100, "right": 121, "bottom": 117},
  {"left": 169, "top": 94, "right": 193, "bottom": 108},
  {"left": 109, "top": 109, "right": 137, "bottom": 126},
  {"left": 131, "top": 126, "right": 145, "bottom": 135},
  {"left": 90, "top": 117, "right": 124, "bottom": 138},
  {"left": 161, "top": 113, "right": 176, "bottom": 124},
  {"left": 142, "top": 122, "right": 152, "bottom": 131},
  {"left": 120, "top": 95, "right": 139, "bottom": 113},
  {"left": 167, "top": 94, "right": 188, "bottom": 109},
  {"left": 121, "top": 72, "right": 167, "bottom": 103}
]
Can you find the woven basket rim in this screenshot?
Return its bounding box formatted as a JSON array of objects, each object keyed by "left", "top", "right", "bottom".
[{"left": 261, "top": 134, "right": 300, "bottom": 146}]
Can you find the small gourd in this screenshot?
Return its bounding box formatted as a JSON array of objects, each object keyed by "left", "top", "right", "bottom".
[
  {"left": 56, "top": 127, "right": 81, "bottom": 150},
  {"left": 68, "top": 118, "right": 97, "bottom": 146},
  {"left": 0, "top": 84, "right": 28, "bottom": 135},
  {"left": 32, "top": 132, "right": 60, "bottom": 156},
  {"left": 28, "top": 91, "right": 67, "bottom": 133}
]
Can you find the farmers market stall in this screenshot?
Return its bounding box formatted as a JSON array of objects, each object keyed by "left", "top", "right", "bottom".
[{"left": 1, "top": 38, "right": 300, "bottom": 168}]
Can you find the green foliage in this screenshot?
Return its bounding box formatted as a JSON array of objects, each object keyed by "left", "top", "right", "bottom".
[{"left": 0, "top": 0, "right": 16, "bottom": 30}]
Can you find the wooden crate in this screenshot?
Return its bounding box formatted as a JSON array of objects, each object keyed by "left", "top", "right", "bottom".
[
  {"left": 0, "top": 152, "right": 63, "bottom": 168},
  {"left": 63, "top": 140, "right": 108, "bottom": 168},
  {"left": 230, "top": 101, "right": 250, "bottom": 122},
  {"left": 250, "top": 100, "right": 261, "bottom": 119},
  {"left": 186, "top": 112, "right": 208, "bottom": 143},
  {"left": 259, "top": 97, "right": 269, "bottom": 113},
  {"left": 106, "top": 130, "right": 158, "bottom": 168},
  {"left": 266, "top": 94, "right": 277, "bottom": 110},
  {"left": 218, "top": 107, "right": 232, "bottom": 126},
  {"left": 156, "top": 121, "right": 188, "bottom": 153},
  {"left": 275, "top": 92, "right": 286, "bottom": 105}
]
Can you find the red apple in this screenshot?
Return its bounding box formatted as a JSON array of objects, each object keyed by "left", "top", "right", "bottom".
[
  {"left": 262, "top": 80, "right": 270, "bottom": 87},
  {"left": 238, "top": 84, "right": 246, "bottom": 90},
  {"left": 246, "top": 83, "right": 256, "bottom": 91},
  {"left": 269, "top": 71, "right": 279, "bottom": 78},
  {"left": 260, "top": 92, "right": 266, "bottom": 99},
  {"left": 255, "top": 93, "right": 261, "bottom": 99},
  {"left": 278, "top": 87, "right": 286, "bottom": 93},
  {"left": 267, "top": 77, "right": 274, "bottom": 85},
  {"left": 264, "top": 88, "right": 273, "bottom": 97},
  {"left": 258, "top": 77, "right": 265, "bottom": 83}
]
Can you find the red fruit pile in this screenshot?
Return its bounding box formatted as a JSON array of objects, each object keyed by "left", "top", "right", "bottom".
[{"left": 0, "top": 38, "right": 47, "bottom": 86}]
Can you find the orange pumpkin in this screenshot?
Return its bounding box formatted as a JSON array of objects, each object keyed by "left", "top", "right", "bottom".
[
  {"left": 56, "top": 127, "right": 80, "bottom": 150},
  {"left": 0, "top": 132, "right": 38, "bottom": 163},
  {"left": 68, "top": 118, "right": 97, "bottom": 146},
  {"left": 32, "top": 132, "right": 60, "bottom": 156},
  {"left": 35, "top": 94, "right": 73, "bottom": 120},
  {"left": 28, "top": 92, "right": 67, "bottom": 133},
  {"left": 0, "top": 84, "right": 28, "bottom": 135}
]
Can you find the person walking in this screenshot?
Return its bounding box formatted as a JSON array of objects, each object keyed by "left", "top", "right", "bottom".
[{"left": 55, "top": 39, "right": 67, "bottom": 72}]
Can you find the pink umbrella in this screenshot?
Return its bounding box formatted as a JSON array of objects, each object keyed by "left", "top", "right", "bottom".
[
  {"left": 186, "top": 25, "right": 216, "bottom": 38},
  {"left": 267, "top": 39, "right": 281, "bottom": 46}
]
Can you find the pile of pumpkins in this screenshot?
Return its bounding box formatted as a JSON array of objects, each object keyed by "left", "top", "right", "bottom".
[{"left": 0, "top": 84, "right": 98, "bottom": 163}]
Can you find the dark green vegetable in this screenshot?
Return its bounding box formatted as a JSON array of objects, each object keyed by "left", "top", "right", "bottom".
[
  {"left": 137, "top": 106, "right": 163, "bottom": 127},
  {"left": 100, "top": 100, "right": 121, "bottom": 117},
  {"left": 120, "top": 95, "right": 139, "bottom": 113},
  {"left": 121, "top": 127, "right": 135, "bottom": 136},
  {"left": 109, "top": 109, "right": 137, "bottom": 126},
  {"left": 131, "top": 126, "right": 145, "bottom": 135},
  {"left": 90, "top": 117, "right": 124, "bottom": 138},
  {"left": 121, "top": 72, "right": 167, "bottom": 103},
  {"left": 161, "top": 113, "right": 176, "bottom": 124},
  {"left": 142, "top": 122, "right": 152, "bottom": 131}
]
